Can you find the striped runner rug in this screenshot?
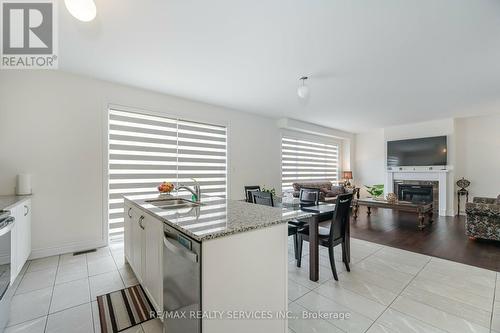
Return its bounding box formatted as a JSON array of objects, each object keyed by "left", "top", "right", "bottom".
[{"left": 97, "top": 285, "right": 157, "bottom": 333}]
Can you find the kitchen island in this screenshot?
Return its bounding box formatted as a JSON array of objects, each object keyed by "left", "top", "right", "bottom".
[{"left": 123, "top": 194, "right": 311, "bottom": 333}]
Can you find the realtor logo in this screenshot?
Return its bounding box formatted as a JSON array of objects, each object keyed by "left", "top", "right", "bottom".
[{"left": 1, "top": 0, "right": 58, "bottom": 69}]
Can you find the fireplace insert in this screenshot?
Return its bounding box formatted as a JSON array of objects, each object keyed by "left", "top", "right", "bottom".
[{"left": 398, "top": 184, "right": 433, "bottom": 203}]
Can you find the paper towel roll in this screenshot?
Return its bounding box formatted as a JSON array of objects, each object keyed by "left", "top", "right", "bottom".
[{"left": 16, "top": 174, "right": 32, "bottom": 195}]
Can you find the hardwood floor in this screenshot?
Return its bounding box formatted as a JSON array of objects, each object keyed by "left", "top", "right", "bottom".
[{"left": 349, "top": 206, "right": 500, "bottom": 272}]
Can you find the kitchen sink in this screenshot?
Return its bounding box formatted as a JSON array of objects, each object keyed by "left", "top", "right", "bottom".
[{"left": 145, "top": 198, "right": 201, "bottom": 209}]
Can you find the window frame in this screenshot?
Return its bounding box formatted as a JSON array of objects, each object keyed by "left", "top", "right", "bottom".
[
  {"left": 280, "top": 130, "right": 342, "bottom": 195},
  {"left": 103, "top": 103, "right": 230, "bottom": 243}
]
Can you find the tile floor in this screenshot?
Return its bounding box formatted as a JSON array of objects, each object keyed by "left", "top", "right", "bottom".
[
  {"left": 6, "top": 241, "right": 162, "bottom": 333},
  {"left": 6, "top": 238, "right": 500, "bottom": 333},
  {"left": 287, "top": 238, "right": 499, "bottom": 333}
]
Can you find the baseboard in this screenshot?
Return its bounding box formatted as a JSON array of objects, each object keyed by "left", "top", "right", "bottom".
[
  {"left": 439, "top": 209, "right": 455, "bottom": 217},
  {"left": 29, "top": 239, "right": 108, "bottom": 259}
]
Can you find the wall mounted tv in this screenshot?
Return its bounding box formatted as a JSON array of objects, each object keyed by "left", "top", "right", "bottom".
[{"left": 387, "top": 136, "right": 447, "bottom": 167}]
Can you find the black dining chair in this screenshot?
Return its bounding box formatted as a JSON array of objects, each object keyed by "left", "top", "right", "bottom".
[
  {"left": 299, "top": 187, "right": 321, "bottom": 207},
  {"left": 289, "top": 187, "right": 321, "bottom": 228},
  {"left": 251, "top": 191, "right": 301, "bottom": 261},
  {"left": 251, "top": 190, "right": 274, "bottom": 206},
  {"left": 244, "top": 185, "right": 261, "bottom": 203},
  {"left": 296, "top": 193, "right": 353, "bottom": 281}
]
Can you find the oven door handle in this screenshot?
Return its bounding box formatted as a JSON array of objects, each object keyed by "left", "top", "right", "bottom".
[{"left": 0, "top": 217, "right": 15, "bottom": 237}]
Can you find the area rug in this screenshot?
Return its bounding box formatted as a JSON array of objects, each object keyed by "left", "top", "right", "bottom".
[{"left": 97, "top": 285, "right": 156, "bottom": 333}]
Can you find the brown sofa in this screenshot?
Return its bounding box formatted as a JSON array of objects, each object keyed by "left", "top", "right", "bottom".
[{"left": 292, "top": 180, "right": 358, "bottom": 202}]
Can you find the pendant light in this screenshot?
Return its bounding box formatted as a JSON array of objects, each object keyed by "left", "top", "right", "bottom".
[
  {"left": 297, "top": 76, "right": 309, "bottom": 99},
  {"left": 65, "top": 0, "right": 97, "bottom": 22}
]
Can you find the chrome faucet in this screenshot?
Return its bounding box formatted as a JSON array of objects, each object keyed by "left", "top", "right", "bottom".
[{"left": 175, "top": 178, "right": 201, "bottom": 203}]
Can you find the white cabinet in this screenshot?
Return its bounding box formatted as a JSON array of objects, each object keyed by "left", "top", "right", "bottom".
[
  {"left": 124, "top": 204, "right": 162, "bottom": 311},
  {"left": 18, "top": 200, "right": 31, "bottom": 266},
  {"left": 143, "top": 213, "right": 163, "bottom": 310},
  {"left": 10, "top": 198, "right": 32, "bottom": 283},
  {"left": 125, "top": 206, "right": 144, "bottom": 283}
]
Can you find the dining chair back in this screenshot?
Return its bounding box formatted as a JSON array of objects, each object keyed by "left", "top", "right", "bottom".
[
  {"left": 244, "top": 185, "right": 261, "bottom": 203},
  {"left": 328, "top": 193, "right": 353, "bottom": 244},
  {"left": 252, "top": 191, "right": 274, "bottom": 207},
  {"left": 299, "top": 187, "right": 320, "bottom": 206}
]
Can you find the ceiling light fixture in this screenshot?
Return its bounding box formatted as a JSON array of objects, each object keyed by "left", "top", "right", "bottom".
[
  {"left": 297, "top": 76, "right": 309, "bottom": 99},
  {"left": 65, "top": 0, "right": 97, "bottom": 22}
]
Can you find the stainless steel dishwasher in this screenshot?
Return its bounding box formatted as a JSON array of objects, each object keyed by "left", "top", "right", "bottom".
[{"left": 163, "top": 225, "right": 201, "bottom": 333}]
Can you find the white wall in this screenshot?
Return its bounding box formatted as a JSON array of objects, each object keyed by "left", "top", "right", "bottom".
[
  {"left": 455, "top": 113, "right": 500, "bottom": 208},
  {"left": 353, "top": 129, "right": 385, "bottom": 197},
  {"left": 354, "top": 114, "right": 500, "bottom": 214},
  {"left": 0, "top": 71, "right": 292, "bottom": 257}
]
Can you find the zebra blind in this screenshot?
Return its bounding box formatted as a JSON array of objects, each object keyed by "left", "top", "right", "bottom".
[
  {"left": 281, "top": 136, "right": 339, "bottom": 193},
  {"left": 108, "top": 108, "right": 227, "bottom": 241}
]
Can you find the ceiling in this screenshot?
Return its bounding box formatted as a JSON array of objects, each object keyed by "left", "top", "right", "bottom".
[{"left": 58, "top": 0, "right": 500, "bottom": 133}]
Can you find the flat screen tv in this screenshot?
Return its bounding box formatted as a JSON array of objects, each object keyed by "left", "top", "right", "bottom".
[{"left": 387, "top": 136, "right": 447, "bottom": 167}]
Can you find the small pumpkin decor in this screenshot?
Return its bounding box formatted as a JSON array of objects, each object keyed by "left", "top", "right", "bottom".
[{"left": 386, "top": 192, "right": 397, "bottom": 204}]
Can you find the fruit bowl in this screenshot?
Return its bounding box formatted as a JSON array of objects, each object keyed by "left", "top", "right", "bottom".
[{"left": 157, "top": 182, "right": 175, "bottom": 194}]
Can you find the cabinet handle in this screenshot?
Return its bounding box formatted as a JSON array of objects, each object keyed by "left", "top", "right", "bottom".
[
  {"left": 128, "top": 207, "right": 132, "bottom": 218},
  {"left": 138, "top": 216, "right": 145, "bottom": 230},
  {"left": 24, "top": 205, "right": 30, "bottom": 216}
]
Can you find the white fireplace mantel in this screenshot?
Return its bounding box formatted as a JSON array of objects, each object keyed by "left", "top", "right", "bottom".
[{"left": 386, "top": 169, "right": 451, "bottom": 216}]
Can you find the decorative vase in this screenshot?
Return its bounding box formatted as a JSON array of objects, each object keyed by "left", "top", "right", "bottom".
[{"left": 386, "top": 192, "right": 397, "bottom": 204}]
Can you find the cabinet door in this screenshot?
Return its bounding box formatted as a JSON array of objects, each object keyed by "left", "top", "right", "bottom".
[
  {"left": 131, "top": 212, "right": 145, "bottom": 283},
  {"left": 10, "top": 200, "right": 31, "bottom": 282},
  {"left": 20, "top": 200, "right": 31, "bottom": 264},
  {"left": 9, "top": 205, "right": 20, "bottom": 283},
  {"left": 143, "top": 215, "right": 163, "bottom": 311},
  {"left": 123, "top": 204, "right": 134, "bottom": 263}
]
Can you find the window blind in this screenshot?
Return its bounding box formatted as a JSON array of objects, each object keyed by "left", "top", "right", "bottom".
[
  {"left": 108, "top": 108, "right": 227, "bottom": 241},
  {"left": 281, "top": 136, "right": 339, "bottom": 193}
]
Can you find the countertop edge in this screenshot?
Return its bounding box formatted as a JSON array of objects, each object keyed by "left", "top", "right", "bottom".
[
  {"left": 124, "top": 197, "right": 312, "bottom": 242},
  {"left": 0, "top": 195, "right": 32, "bottom": 211}
]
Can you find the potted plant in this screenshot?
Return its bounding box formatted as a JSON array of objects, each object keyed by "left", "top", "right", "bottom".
[
  {"left": 261, "top": 186, "right": 276, "bottom": 197},
  {"left": 364, "top": 184, "right": 384, "bottom": 200}
]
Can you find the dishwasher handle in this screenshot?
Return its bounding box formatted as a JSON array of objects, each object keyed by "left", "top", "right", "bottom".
[{"left": 163, "top": 235, "right": 198, "bottom": 263}]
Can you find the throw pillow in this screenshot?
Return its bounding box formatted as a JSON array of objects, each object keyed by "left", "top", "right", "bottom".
[{"left": 326, "top": 185, "right": 345, "bottom": 197}]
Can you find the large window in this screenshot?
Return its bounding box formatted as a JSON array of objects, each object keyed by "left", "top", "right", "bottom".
[
  {"left": 107, "top": 107, "right": 227, "bottom": 241},
  {"left": 281, "top": 136, "right": 339, "bottom": 193}
]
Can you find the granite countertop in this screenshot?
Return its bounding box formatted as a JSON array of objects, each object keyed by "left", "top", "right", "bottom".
[
  {"left": 124, "top": 194, "right": 312, "bottom": 242},
  {"left": 0, "top": 195, "right": 31, "bottom": 211}
]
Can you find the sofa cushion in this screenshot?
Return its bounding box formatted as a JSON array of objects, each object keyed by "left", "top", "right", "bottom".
[
  {"left": 325, "top": 185, "right": 345, "bottom": 197},
  {"left": 497, "top": 194, "right": 500, "bottom": 205},
  {"left": 473, "top": 197, "right": 496, "bottom": 204},
  {"left": 292, "top": 181, "right": 332, "bottom": 192}
]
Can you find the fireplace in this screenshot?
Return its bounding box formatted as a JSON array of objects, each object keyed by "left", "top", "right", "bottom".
[
  {"left": 393, "top": 180, "right": 439, "bottom": 211},
  {"left": 387, "top": 170, "right": 450, "bottom": 216},
  {"left": 398, "top": 184, "right": 433, "bottom": 203}
]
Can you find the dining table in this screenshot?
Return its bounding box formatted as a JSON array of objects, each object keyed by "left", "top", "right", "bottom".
[{"left": 278, "top": 200, "right": 344, "bottom": 282}]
